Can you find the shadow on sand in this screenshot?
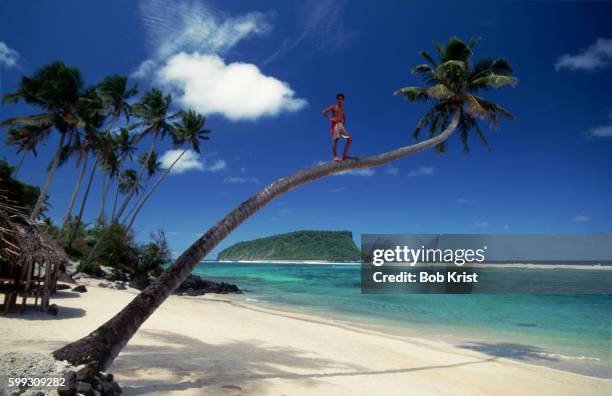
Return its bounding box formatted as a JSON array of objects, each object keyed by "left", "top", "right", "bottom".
[
  {"left": 114, "top": 329, "right": 495, "bottom": 395},
  {"left": 3, "top": 305, "right": 86, "bottom": 320},
  {"left": 52, "top": 290, "right": 85, "bottom": 299},
  {"left": 456, "top": 342, "right": 558, "bottom": 362}
]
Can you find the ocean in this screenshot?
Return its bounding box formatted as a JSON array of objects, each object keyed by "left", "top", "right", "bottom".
[{"left": 192, "top": 262, "right": 611, "bottom": 378}]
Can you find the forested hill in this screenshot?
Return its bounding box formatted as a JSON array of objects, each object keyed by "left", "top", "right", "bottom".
[{"left": 217, "top": 231, "right": 360, "bottom": 262}]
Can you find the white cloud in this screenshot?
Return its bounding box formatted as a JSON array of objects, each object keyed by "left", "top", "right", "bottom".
[
  {"left": 474, "top": 222, "right": 491, "bottom": 228},
  {"left": 555, "top": 38, "right": 612, "bottom": 71},
  {"left": 134, "top": 1, "right": 306, "bottom": 122},
  {"left": 0, "top": 42, "right": 19, "bottom": 68},
  {"left": 139, "top": 0, "right": 271, "bottom": 60},
  {"left": 160, "top": 149, "right": 226, "bottom": 174},
  {"left": 572, "top": 214, "right": 590, "bottom": 222},
  {"left": 263, "top": 0, "right": 356, "bottom": 64},
  {"left": 131, "top": 59, "right": 158, "bottom": 79},
  {"left": 408, "top": 166, "right": 435, "bottom": 177},
  {"left": 205, "top": 159, "right": 227, "bottom": 172},
  {"left": 385, "top": 166, "right": 399, "bottom": 176},
  {"left": 224, "top": 176, "right": 260, "bottom": 184},
  {"left": 158, "top": 52, "right": 307, "bottom": 121},
  {"left": 588, "top": 126, "right": 612, "bottom": 137},
  {"left": 586, "top": 111, "right": 612, "bottom": 138},
  {"left": 457, "top": 198, "right": 478, "bottom": 205}
]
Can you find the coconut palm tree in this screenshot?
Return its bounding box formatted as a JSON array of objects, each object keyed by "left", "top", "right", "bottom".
[
  {"left": 53, "top": 37, "right": 517, "bottom": 369},
  {"left": 84, "top": 151, "right": 160, "bottom": 262},
  {"left": 109, "top": 130, "right": 137, "bottom": 220},
  {"left": 5, "top": 126, "right": 45, "bottom": 176},
  {"left": 110, "top": 89, "right": 176, "bottom": 223},
  {"left": 97, "top": 75, "right": 138, "bottom": 222},
  {"left": 125, "top": 110, "right": 211, "bottom": 231},
  {"left": 60, "top": 131, "right": 90, "bottom": 232},
  {"left": 83, "top": 90, "right": 176, "bottom": 260},
  {"left": 66, "top": 88, "right": 110, "bottom": 246},
  {"left": 98, "top": 75, "right": 138, "bottom": 125},
  {"left": 2, "top": 61, "right": 85, "bottom": 219}
]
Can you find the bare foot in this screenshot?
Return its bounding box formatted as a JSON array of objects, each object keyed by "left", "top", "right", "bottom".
[{"left": 333, "top": 156, "right": 341, "bottom": 162}]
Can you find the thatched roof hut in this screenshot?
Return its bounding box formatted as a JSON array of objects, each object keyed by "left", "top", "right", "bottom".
[{"left": 0, "top": 206, "right": 68, "bottom": 313}]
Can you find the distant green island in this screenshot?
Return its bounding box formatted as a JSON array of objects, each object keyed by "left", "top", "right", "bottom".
[{"left": 217, "top": 231, "right": 360, "bottom": 262}]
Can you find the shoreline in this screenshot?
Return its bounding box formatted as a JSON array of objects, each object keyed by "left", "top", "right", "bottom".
[
  {"left": 214, "top": 260, "right": 612, "bottom": 270},
  {"left": 202, "top": 294, "right": 609, "bottom": 379},
  {"left": 207, "top": 293, "right": 611, "bottom": 379},
  {"left": 216, "top": 259, "right": 359, "bottom": 265},
  {"left": 1, "top": 282, "right": 609, "bottom": 395}
]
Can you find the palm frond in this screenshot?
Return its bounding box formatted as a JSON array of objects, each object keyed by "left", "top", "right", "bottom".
[
  {"left": 419, "top": 50, "right": 437, "bottom": 67},
  {"left": 468, "top": 74, "right": 518, "bottom": 91},
  {"left": 426, "top": 84, "right": 455, "bottom": 100},
  {"left": 1, "top": 114, "right": 53, "bottom": 127},
  {"left": 395, "top": 86, "right": 431, "bottom": 102}
]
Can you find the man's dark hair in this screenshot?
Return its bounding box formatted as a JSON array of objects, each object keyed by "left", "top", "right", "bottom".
[{"left": 336, "top": 93, "right": 345, "bottom": 99}]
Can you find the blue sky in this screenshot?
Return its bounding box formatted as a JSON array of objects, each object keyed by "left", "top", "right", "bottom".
[{"left": 1, "top": 1, "right": 611, "bottom": 258}]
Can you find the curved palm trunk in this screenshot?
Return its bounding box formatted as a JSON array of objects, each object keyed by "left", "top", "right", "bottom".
[
  {"left": 31, "top": 132, "right": 66, "bottom": 219},
  {"left": 62, "top": 153, "right": 89, "bottom": 229},
  {"left": 68, "top": 155, "right": 100, "bottom": 247},
  {"left": 53, "top": 111, "right": 460, "bottom": 370},
  {"left": 125, "top": 148, "right": 187, "bottom": 232}
]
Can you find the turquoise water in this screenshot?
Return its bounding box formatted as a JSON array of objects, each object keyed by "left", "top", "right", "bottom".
[{"left": 192, "top": 262, "right": 611, "bottom": 378}]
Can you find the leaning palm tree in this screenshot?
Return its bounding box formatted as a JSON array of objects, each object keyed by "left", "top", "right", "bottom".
[
  {"left": 2, "top": 61, "right": 85, "bottom": 219},
  {"left": 97, "top": 75, "right": 138, "bottom": 223},
  {"left": 131, "top": 88, "right": 176, "bottom": 164},
  {"left": 84, "top": 151, "right": 160, "bottom": 263},
  {"left": 5, "top": 126, "right": 45, "bottom": 176},
  {"left": 54, "top": 37, "right": 517, "bottom": 369},
  {"left": 66, "top": 88, "right": 110, "bottom": 246},
  {"left": 113, "top": 168, "right": 140, "bottom": 219},
  {"left": 60, "top": 129, "right": 90, "bottom": 232},
  {"left": 97, "top": 127, "right": 137, "bottom": 224},
  {"left": 98, "top": 75, "right": 138, "bottom": 125},
  {"left": 110, "top": 89, "right": 176, "bottom": 224},
  {"left": 125, "top": 110, "right": 211, "bottom": 231},
  {"left": 83, "top": 90, "right": 176, "bottom": 260}
]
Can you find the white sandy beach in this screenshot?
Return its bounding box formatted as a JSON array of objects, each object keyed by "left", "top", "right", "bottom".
[{"left": 1, "top": 282, "right": 609, "bottom": 396}]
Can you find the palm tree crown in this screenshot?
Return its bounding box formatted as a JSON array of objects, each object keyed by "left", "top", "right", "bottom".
[
  {"left": 396, "top": 36, "right": 517, "bottom": 153},
  {"left": 98, "top": 75, "right": 138, "bottom": 123},
  {"left": 132, "top": 88, "right": 177, "bottom": 143},
  {"left": 172, "top": 110, "right": 211, "bottom": 153}
]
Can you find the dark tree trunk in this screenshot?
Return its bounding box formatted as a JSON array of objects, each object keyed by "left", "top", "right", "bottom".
[
  {"left": 53, "top": 111, "right": 460, "bottom": 370},
  {"left": 13, "top": 151, "right": 27, "bottom": 176},
  {"left": 84, "top": 133, "right": 159, "bottom": 261},
  {"left": 62, "top": 153, "right": 89, "bottom": 229},
  {"left": 68, "top": 155, "right": 99, "bottom": 247},
  {"left": 125, "top": 148, "right": 187, "bottom": 232},
  {"left": 31, "top": 132, "right": 66, "bottom": 219},
  {"left": 98, "top": 173, "right": 110, "bottom": 225}
]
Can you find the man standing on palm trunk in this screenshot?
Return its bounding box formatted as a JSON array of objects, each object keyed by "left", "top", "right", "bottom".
[{"left": 323, "top": 93, "right": 352, "bottom": 161}]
